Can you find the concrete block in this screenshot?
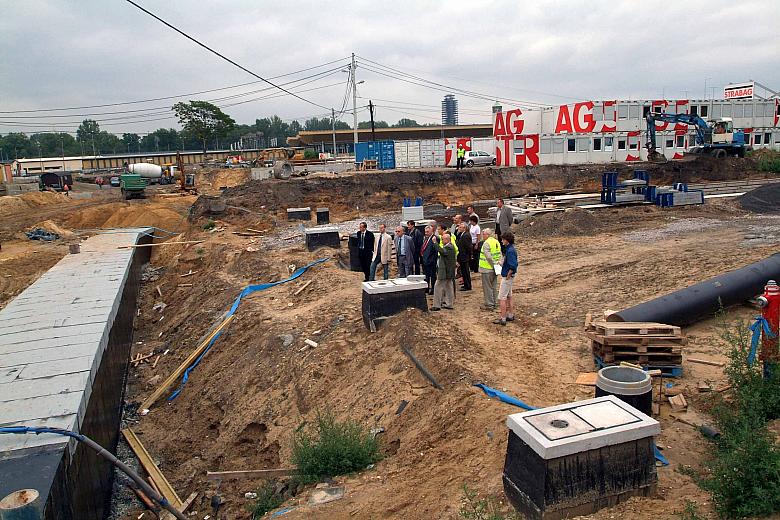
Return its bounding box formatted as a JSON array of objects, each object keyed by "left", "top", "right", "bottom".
[
  {"left": 287, "top": 207, "right": 311, "bottom": 221},
  {"left": 305, "top": 226, "right": 340, "bottom": 250},
  {"left": 362, "top": 278, "right": 428, "bottom": 294},
  {"left": 401, "top": 206, "right": 424, "bottom": 222},
  {"left": 0, "top": 322, "right": 107, "bottom": 348},
  {"left": 18, "top": 356, "right": 93, "bottom": 380},
  {"left": 0, "top": 343, "right": 97, "bottom": 369},
  {"left": 505, "top": 395, "right": 660, "bottom": 459},
  {"left": 0, "top": 333, "right": 102, "bottom": 355},
  {"left": 0, "top": 391, "right": 84, "bottom": 425},
  {"left": 0, "top": 372, "right": 89, "bottom": 402}
]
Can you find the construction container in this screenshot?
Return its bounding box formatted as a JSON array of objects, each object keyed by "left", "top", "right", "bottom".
[
  {"left": 503, "top": 396, "right": 660, "bottom": 520},
  {"left": 394, "top": 141, "right": 409, "bottom": 169},
  {"left": 355, "top": 141, "right": 396, "bottom": 170},
  {"left": 419, "top": 139, "right": 446, "bottom": 168},
  {"left": 471, "top": 137, "right": 496, "bottom": 154},
  {"left": 406, "top": 140, "right": 422, "bottom": 168}
]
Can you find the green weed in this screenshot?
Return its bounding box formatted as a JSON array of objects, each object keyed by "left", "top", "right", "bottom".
[{"left": 458, "top": 485, "right": 520, "bottom": 520}]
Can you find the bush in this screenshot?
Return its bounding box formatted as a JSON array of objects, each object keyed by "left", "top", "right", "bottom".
[
  {"left": 698, "top": 322, "right": 780, "bottom": 518},
  {"left": 676, "top": 500, "right": 707, "bottom": 520},
  {"left": 202, "top": 218, "right": 215, "bottom": 231},
  {"left": 458, "top": 486, "right": 520, "bottom": 520},
  {"left": 749, "top": 149, "right": 780, "bottom": 173},
  {"left": 246, "top": 481, "right": 283, "bottom": 519},
  {"left": 303, "top": 149, "right": 319, "bottom": 160},
  {"left": 291, "top": 410, "right": 381, "bottom": 484}
]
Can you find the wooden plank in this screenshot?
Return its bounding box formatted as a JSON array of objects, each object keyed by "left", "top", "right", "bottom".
[
  {"left": 293, "top": 280, "right": 312, "bottom": 296},
  {"left": 575, "top": 372, "right": 598, "bottom": 386},
  {"left": 206, "top": 468, "right": 297, "bottom": 481},
  {"left": 119, "top": 240, "right": 204, "bottom": 249},
  {"left": 586, "top": 332, "right": 686, "bottom": 345},
  {"left": 688, "top": 357, "right": 725, "bottom": 367},
  {"left": 246, "top": 228, "right": 265, "bottom": 234},
  {"left": 160, "top": 492, "right": 198, "bottom": 520},
  {"left": 179, "top": 270, "right": 198, "bottom": 278},
  {"left": 140, "top": 315, "right": 235, "bottom": 411},
  {"left": 122, "top": 429, "right": 183, "bottom": 510},
  {"left": 668, "top": 394, "right": 688, "bottom": 412},
  {"left": 594, "top": 322, "right": 681, "bottom": 337}
]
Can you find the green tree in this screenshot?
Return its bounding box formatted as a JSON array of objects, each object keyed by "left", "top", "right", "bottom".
[
  {"left": 77, "top": 119, "right": 101, "bottom": 155},
  {"left": 122, "top": 133, "right": 141, "bottom": 153},
  {"left": 393, "top": 118, "right": 421, "bottom": 127},
  {"left": 172, "top": 100, "right": 235, "bottom": 152},
  {"left": 358, "top": 120, "right": 389, "bottom": 129},
  {"left": 1, "top": 132, "right": 32, "bottom": 159}
]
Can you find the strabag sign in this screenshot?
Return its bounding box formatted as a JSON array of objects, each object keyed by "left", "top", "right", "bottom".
[{"left": 724, "top": 82, "right": 754, "bottom": 100}]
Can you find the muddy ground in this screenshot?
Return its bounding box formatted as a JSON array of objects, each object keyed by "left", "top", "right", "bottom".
[{"left": 1, "top": 163, "right": 779, "bottom": 520}]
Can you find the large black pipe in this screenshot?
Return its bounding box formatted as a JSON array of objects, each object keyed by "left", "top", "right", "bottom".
[{"left": 608, "top": 253, "right": 780, "bottom": 326}]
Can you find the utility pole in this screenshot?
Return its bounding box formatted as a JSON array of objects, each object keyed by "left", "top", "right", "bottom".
[
  {"left": 60, "top": 134, "right": 65, "bottom": 171},
  {"left": 369, "top": 100, "right": 376, "bottom": 142},
  {"left": 331, "top": 108, "right": 337, "bottom": 157},
  {"left": 351, "top": 53, "right": 358, "bottom": 148}
]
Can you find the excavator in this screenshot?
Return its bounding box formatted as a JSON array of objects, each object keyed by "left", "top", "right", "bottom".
[{"left": 645, "top": 111, "right": 749, "bottom": 162}]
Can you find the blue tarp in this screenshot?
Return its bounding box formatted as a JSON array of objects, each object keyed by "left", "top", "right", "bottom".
[{"left": 168, "top": 258, "right": 329, "bottom": 400}]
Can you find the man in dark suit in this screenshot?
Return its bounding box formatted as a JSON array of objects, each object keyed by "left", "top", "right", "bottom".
[
  {"left": 456, "top": 221, "right": 473, "bottom": 291},
  {"left": 406, "top": 220, "right": 424, "bottom": 275},
  {"left": 357, "top": 222, "right": 375, "bottom": 282},
  {"left": 420, "top": 225, "right": 439, "bottom": 294}
]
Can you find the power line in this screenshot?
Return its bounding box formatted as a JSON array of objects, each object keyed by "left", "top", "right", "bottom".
[
  {"left": 356, "top": 56, "right": 553, "bottom": 108},
  {"left": 0, "top": 81, "right": 346, "bottom": 130},
  {"left": 0, "top": 57, "right": 349, "bottom": 114},
  {"left": 123, "top": 0, "right": 330, "bottom": 109}
]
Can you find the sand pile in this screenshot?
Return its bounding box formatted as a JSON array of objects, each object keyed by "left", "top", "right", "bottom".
[
  {"left": 0, "top": 191, "right": 69, "bottom": 217},
  {"left": 32, "top": 220, "right": 74, "bottom": 238},
  {"left": 516, "top": 208, "right": 600, "bottom": 238},
  {"left": 739, "top": 183, "right": 780, "bottom": 214},
  {"left": 63, "top": 202, "right": 186, "bottom": 230}
]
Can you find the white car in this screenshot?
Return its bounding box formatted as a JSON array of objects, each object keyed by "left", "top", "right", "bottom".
[{"left": 464, "top": 150, "right": 496, "bottom": 167}]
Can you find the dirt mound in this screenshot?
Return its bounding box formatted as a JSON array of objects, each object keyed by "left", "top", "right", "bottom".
[
  {"left": 739, "top": 182, "right": 780, "bottom": 214},
  {"left": 32, "top": 220, "right": 74, "bottom": 238},
  {"left": 516, "top": 208, "right": 600, "bottom": 238},
  {"left": 63, "top": 202, "right": 187, "bottom": 230},
  {"left": 0, "top": 191, "right": 69, "bottom": 218}
]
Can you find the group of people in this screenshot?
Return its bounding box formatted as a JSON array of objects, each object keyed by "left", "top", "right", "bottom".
[{"left": 355, "top": 199, "right": 518, "bottom": 325}]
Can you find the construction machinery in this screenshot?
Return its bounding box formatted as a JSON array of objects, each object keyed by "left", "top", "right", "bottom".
[
  {"left": 119, "top": 174, "right": 147, "bottom": 200},
  {"left": 645, "top": 112, "right": 749, "bottom": 161}
]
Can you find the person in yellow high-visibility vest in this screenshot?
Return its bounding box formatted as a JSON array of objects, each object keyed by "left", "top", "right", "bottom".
[
  {"left": 456, "top": 144, "right": 466, "bottom": 170},
  {"left": 478, "top": 228, "right": 502, "bottom": 310}
]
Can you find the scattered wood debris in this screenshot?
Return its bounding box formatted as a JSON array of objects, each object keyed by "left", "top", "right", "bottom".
[
  {"left": 575, "top": 372, "right": 598, "bottom": 386},
  {"left": 668, "top": 394, "right": 688, "bottom": 412},
  {"left": 294, "top": 280, "right": 312, "bottom": 296},
  {"left": 688, "top": 357, "right": 725, "bottom": 367},
  {"left": 205, "top": 468, "right": 296, "bottom": 481}
]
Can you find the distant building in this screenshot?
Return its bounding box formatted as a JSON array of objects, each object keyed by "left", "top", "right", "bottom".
[{"left": 441, "top": 94, "right": 458, "bottom": 126}]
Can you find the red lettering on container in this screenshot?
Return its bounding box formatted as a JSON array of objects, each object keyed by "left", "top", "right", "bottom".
[
  {"left": 555, "top": 105, "right": 574, "bottom": 133},
  {"left": 573, "top": 102, "right": 595, "bottom": 133}
]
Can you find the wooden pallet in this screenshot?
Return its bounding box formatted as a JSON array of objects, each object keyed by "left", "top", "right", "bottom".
[
  {"left": 591, "top": 321, "right": 681, "bottom": 337},
  {"left": 594, "top": 354, "right": 683, "bottom": 377},
  {"left": 586, "top": 331, "right": 687, "bottom": 346},
  {"left": 594, "top": 343, "right": 683, "bottom": 355},
  {"left": 596, "top": 350, "right": 683, "bottom": 365}
]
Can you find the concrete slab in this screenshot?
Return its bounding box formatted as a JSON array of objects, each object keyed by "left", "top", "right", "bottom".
[
  {"left": 506, "top": 395, "right": 660, "bottom": 459},
  {"left": 0, "top": 228, "right": 150, "bottom": 456}
]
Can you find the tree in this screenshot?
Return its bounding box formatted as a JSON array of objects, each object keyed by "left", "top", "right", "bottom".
[
  {"left": 122, "top": 133, "right": 141, "bottom": 153},
  {"left": 0, "top": 132, "right": 32, "bottom": 159},
  {"left": 77, "top": 119, "right": 101, "bottom": 155},
  {"left": 172, "top": 100, "right": 235, "bottom": 152},
  {"left": 358, "top": 120, "right": 389, "bottom": 129},
  {"left": 393, "top": 118, "right": 421, "bottom": 128}
]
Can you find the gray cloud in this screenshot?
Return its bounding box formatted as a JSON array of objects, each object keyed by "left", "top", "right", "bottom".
[{"left": 1, "top": 0, "right": 778, "bottom": 133}]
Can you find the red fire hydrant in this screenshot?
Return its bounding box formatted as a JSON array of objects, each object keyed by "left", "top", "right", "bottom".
[{"left": 758, "top": 280, "right": 780, "bottom": 373}]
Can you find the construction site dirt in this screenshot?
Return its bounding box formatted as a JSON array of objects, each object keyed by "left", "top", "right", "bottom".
[{"left": 1, "top": 162, "right": 778, "bottom": 520}]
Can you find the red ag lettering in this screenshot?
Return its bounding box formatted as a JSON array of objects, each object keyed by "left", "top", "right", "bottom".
[
  {"left": 515, "top": 135, "right": 540, "bottom": 166},
  {"left": 573, "top": 102, "right": 595, "bottom": 133},
  {"left": 555, "top": 105, "right": 574, "bottom": 133},
  {"left": 493, "top": 112, "right": 507, "bottom": 137},
  {"left": 506, "top": 109, "right": 524, "bottom": 134}
]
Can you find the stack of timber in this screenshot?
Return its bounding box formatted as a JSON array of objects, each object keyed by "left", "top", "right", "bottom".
[{"left": 586, "top": 320, "right": 685, "bottom": 377}]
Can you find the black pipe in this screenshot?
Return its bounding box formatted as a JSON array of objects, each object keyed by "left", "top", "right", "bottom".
[{"left": 609, "top": 253, "right": 780, "bottom": 326}]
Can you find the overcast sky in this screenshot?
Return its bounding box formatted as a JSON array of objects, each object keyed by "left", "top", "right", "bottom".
[{"left": 1, "top": 0, "right": 779, "bottom": 135}]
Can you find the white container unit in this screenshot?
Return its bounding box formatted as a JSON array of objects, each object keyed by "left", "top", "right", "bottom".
[
  {"left": 419, "top": 139, "right": 445, "bottom": 168},
  {"left": 406, "top": 140, "right": 422, "bottom": 168},
  {"left": 470, "top": 137, "right": 496, "bottom": 155},
  {"left": 394, "top": 141, "right": 409, "bottom": 169}
]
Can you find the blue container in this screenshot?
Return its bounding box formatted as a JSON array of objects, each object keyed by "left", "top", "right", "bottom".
[{"left": 355, "top": 141, "right": 395, "bottom": 169}]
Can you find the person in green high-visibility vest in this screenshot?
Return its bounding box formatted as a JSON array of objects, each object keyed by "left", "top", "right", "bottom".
[{"left": 456, "top": 144, "right": 466, "bottom": 170}]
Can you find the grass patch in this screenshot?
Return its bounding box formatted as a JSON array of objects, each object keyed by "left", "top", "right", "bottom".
[
  {"left": 291, "top": 410, "right": 381, "bottom": 484},
  {"left": 676, "top": 500, "right": 707, "bottom": 520},
  {"left": 458, "top": 486, "right": 520, "bottom": 520},
  {"left": 246, "top": 481, "right": 284, "bottom": 519},
  {"left": 696, "top": 321, "right": 780, "bottom": 518},
  {"left": 202, "top": 218, "right": 215, "bottom": 231}
]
